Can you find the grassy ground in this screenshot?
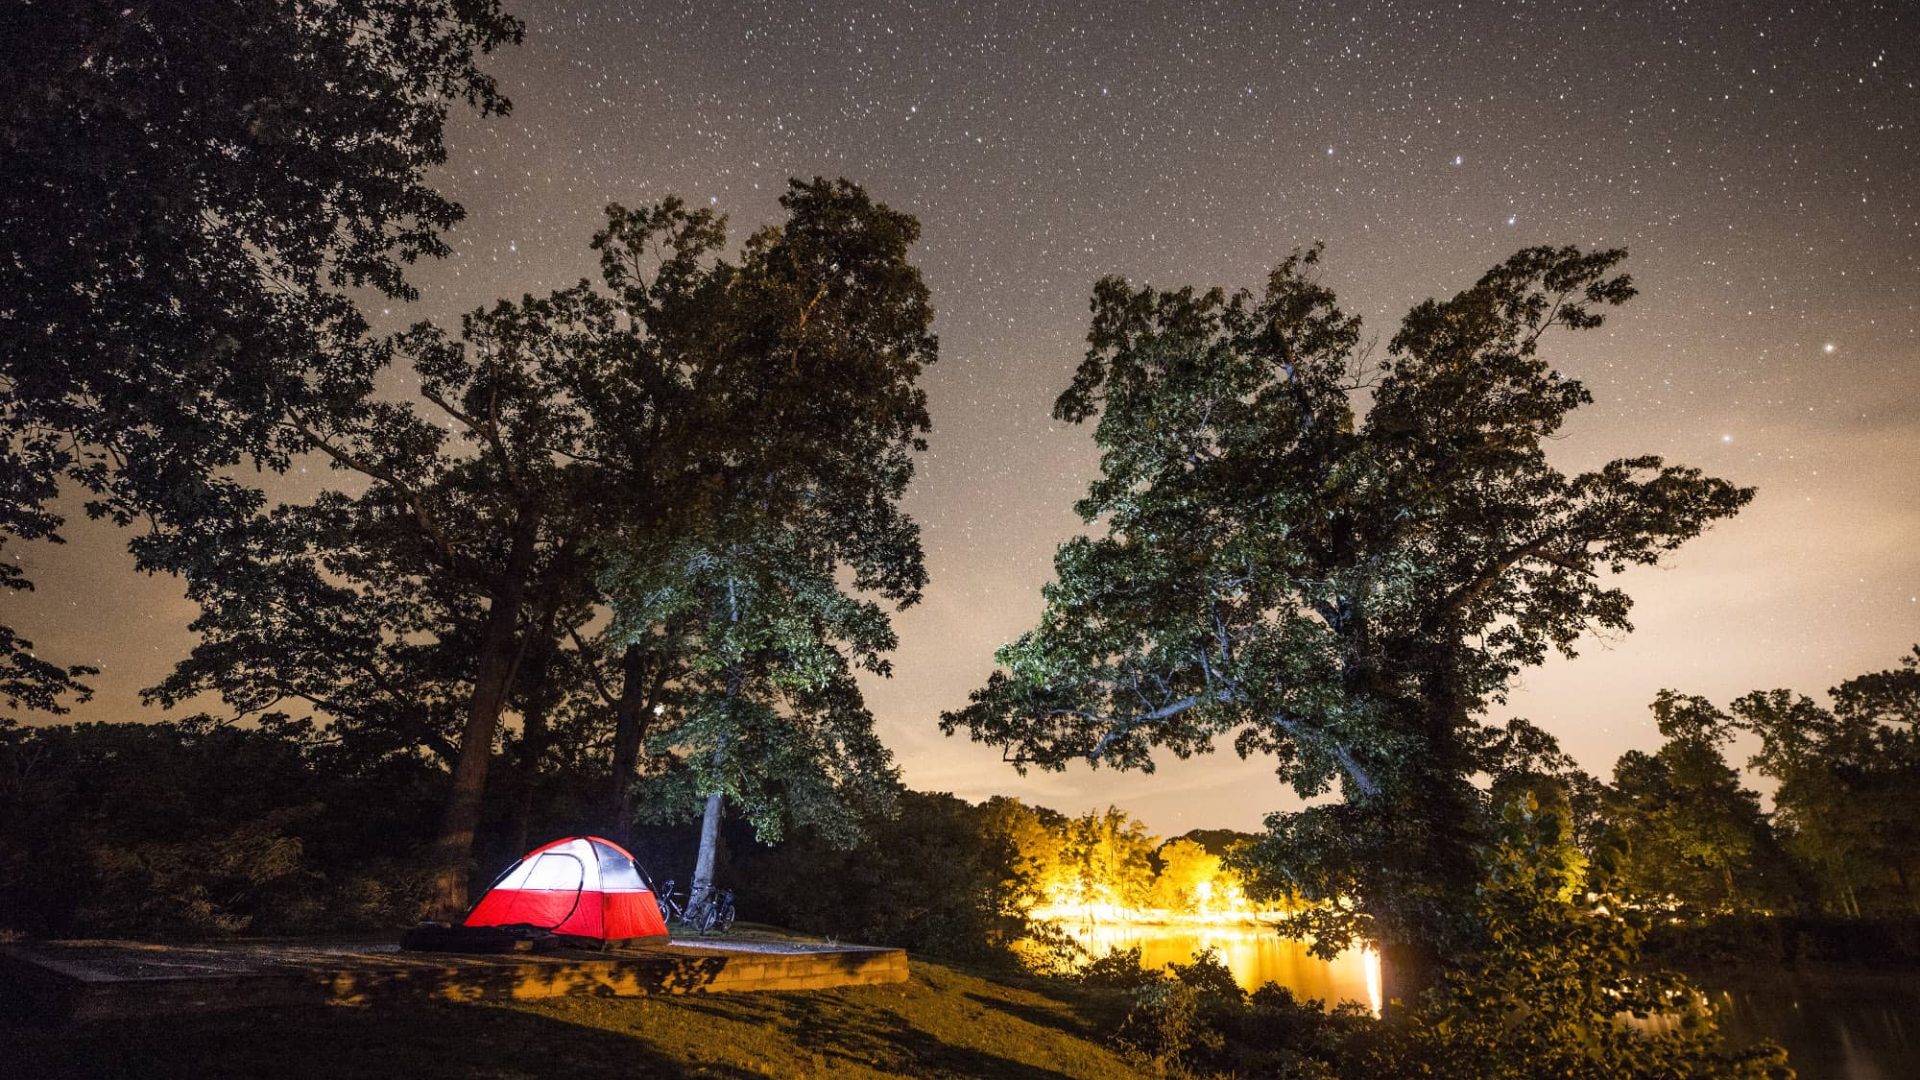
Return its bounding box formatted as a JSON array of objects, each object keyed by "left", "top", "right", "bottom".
[{"left": 0, "top": 957, "right": 1143, "bottom": 1079}]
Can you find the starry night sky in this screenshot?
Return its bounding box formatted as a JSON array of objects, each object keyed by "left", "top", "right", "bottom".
[{"left": 17, "top": 0, "right": 1919, "bottom": 834}]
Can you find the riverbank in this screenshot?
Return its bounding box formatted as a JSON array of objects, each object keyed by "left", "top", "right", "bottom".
[
  {"left": 0, "top": 955, "right": 1141, "bottom": 1080},
  {"left": 1646, "top": 914, "right": 1920, "bottom": 967}
]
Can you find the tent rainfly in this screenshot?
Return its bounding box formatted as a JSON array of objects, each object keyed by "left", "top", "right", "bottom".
[{"left": 463, "top": 835, "right": 669, "bottom": 945}]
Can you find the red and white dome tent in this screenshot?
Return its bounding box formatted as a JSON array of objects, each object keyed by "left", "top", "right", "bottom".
[{"left": 406, "top": 835, "right": 669, "bottom": 951}]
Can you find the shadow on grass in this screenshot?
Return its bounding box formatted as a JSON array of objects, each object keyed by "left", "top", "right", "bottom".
[
  {"left": 961, "top": 989, "right": 1106, "bottom": 1041},
  {"left": 0, "top": 1002, "right": 758, "bottom": 1080},
  {"left": 770, "top": 989, "right": 1090, "bottom": 1080}
]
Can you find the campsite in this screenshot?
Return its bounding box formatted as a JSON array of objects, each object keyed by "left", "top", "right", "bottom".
[{"left": 4, "top": 2, "right": 1918, "bottom": 1078}]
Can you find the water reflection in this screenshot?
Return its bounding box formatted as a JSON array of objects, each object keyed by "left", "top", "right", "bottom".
[
  {"left": 1693, "top": 973, "right": 1920, "bottom": 1080},
  {"left": 1056, "top": 922, "right": 1382, "bottom": 1014},
  {"left": 1059, "top": 923, "right": 1918, "bottom": 1080}
]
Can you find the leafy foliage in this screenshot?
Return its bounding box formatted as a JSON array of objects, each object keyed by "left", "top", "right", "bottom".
[
  {"left": 1715, "top": 647, "right": 1918, "bottom": 916},
  {"left": 1055, "top": 806, "right": 1159, "bottom": 913},
  {"left": 1605, "top": 692, "right": 1793, "bottom": 914},
  {"left": 0, "top": 718, "right": 443, "bottom": 936},
  {"left": 1356, "top": 797, "right": 1789, "bottom": 1079},
  {"left": 1077, "top": 801, "right": 1789, "bottom": 1080},
  {"left": 730, "top": 790, "right": 1030, "bottom": 961},
  {"left": 0, "top": 0, "right": 520, "bottom": 713},
  {"left": 944, "top": 244, "right": 1751, "bottom": 978},
  {"left": 149, "top": 178, "right": 938, "bottom": 912}
]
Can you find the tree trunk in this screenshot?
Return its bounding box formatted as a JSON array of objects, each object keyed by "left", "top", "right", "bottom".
[
  {"left": 1371, "top": 677, "right": 1482, "bottom": 1003},
  {"left": 511, "top": 697, "right": 550, "bottom": 856},
  {"left": 1378, "top": 939, "right": 1436, "bottom": 1014},
  {"left": 427, "top": 509, "right": 541, "bottom": 920},
  {"left": 688, "top": 587, "right": 740, "bottom": 914},
  {"left": 511, "top": 611, "right": 563, "bottom": 856},
  {"left": 689, "top": 790, "right": 724, "bottom": 912},
  {"left": 606, "top": 643, "right": 666, "bottom": 842}
]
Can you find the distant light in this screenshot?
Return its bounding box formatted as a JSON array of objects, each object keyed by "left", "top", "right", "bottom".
[
  {"left": 1452, "top": 154, "right": 1463, "bottom": 166},
  {"left": 1505, "top": 215, "right": 1517, "bottom": 226},
  {"left": 1327, "top": 147, "right": 1335, "bottom": 155},
  {"left": 1822, "top": 342, "right": 1836, "bottom": 354},
  {"left": 1363, "top": 946, "right": 1383, "bottom": 1017},
  {"left": 1721, "top": 434, "right": 1733, "bottom": 443}
]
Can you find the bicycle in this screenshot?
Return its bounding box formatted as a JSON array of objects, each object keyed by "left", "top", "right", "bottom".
[{"left": 654, "top": 880, "right": 736, "bottom": 933}]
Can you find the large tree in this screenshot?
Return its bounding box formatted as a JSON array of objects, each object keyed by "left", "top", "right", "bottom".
[
  {"left": 943, "top": 245, "right": 1750, "bottom": 994},
  {"left": 0, "top": 0, "right": 521, "bottom": 713},
  {"left": 595, "top": 179, "right": 937, "bottom": 908},
  {"left": 155, "top": 179, "right": 936, "bottom": 916},
  {"left": 154, "top": 276, "right": 616, "bottom": 917},
  {"left": 605, "top": 519, "right": 908, "bottom": 910}
]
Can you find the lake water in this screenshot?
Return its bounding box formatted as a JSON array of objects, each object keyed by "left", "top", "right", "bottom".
[
  {"left": 1059, "top": 924, "right": 1919, "bottom": 1080},
  {"left": 1059, "top": 922, "right": 1381, "bottom": 1013},
  {"left": 1693, "top": 970, "right": 1920, "bottom": 1080}
]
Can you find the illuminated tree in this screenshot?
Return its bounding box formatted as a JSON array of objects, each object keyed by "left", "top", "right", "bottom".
[
  {"left": 1059, "top": 807, "right": 1157, "bottom": 916},
  {"left": 1153, "top": 839, "right": 1233, "bottom": 915},
  {"left": 0, "top": 0, "right": 519, "bottom": 713},
  {"left": 603, "top": 517, "right": 910, "bottom": 911},
  {"left": 944, "top": 246, "right": 1751, "bottom": 992},
  {"left": 981, "top": 797, "right": 1070, "bottom": 913}
]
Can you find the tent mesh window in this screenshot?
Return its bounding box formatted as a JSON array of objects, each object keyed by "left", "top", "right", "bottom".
[
  {"left": 523, "top": 852, "right": 585, "bottom": 890},
  {"left": 593, "top": 841, "right": 647, "bottom": 890}
]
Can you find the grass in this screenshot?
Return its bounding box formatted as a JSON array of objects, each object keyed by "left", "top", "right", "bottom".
[{"left": 0, "top": 957, "right": 1144, "bottom": 1079}]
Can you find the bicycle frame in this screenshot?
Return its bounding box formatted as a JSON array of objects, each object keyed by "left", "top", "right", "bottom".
[{"left": 653, "top": 879, "right": 735, "bottom": 933}]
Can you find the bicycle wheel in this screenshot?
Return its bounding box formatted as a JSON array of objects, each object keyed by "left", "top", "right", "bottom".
[{"left": 716, "top": 902, "right": 736, "bottom": 933}]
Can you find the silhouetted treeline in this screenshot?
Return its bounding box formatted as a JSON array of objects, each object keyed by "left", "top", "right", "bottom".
[
  {"left": 3, "top": 647, "right": 1915, "bottom": 945},
  {"left": 0, "top": 719, "right": 442, "bottom": 936},
  {"left": 1600, "top": 647, "right": 1920, "bottom": 919},
  {"left": 0, "top": 715, "right": 1028, "bottom": 954}
]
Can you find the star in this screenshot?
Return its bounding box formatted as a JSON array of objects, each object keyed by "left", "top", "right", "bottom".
[{"left": 24, "top": 0, "right": 1918, "bottom": 851}]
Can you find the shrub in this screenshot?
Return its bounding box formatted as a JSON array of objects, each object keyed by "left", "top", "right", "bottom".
[
  {"left": 1167, "top": 947, "right": 1243, "bottom": 1005},
  {"left": 1356, "top": 797, "right": 1792, "bottom": 1080},
  {"left": 1079, "top": 945, "right": 1162, "bottom": 990},
  {"left": 1008, "top": 921, "right": 1089, "bottom": 977},
  {"left": 1116, "top": 979, "right": 1222, "bottom": 1077}
]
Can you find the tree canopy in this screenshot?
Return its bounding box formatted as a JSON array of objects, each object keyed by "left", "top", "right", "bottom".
[
  {"left": 1604, "top": 692, "right": 1791, "bottom": 913},
  {"left": 0, "top": 0, "right": 521, "bottom": 713},
  {"left": 1728, "top": 648, "right": 1920, "bottom": 915},
  {"left": 943, "top": 244, "right": 1751, "bottom": 986},
  {"left": 149, "top": 178, "right": 938, "bottom": 913}
]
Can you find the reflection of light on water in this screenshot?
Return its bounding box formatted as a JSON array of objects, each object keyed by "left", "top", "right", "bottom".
[{"left": 1051, "top": 921, "right": 1380, "bottom": 1013}]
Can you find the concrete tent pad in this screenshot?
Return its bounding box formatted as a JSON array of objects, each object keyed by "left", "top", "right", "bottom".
[{"left": 1, "top": 936, "right": 908, "bottom": 1023}]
